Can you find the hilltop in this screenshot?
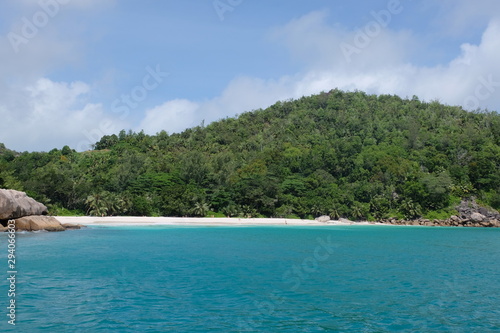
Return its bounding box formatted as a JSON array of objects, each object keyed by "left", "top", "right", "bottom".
[{"left": 1, "top": 89, "right": 499, "bottom": 220}]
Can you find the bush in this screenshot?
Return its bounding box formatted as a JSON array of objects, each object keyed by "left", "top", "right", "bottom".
[
  {"left": 207, "top": 211, "right": 226, "bottom": 218},
  {"left": 482, "top": 190, "right": 500, "bottom": 210},
  {"left": 48, "top": 205, "right": 85, "bottom": 216},
  {"left": 424, "top": 208, "right": 458, "bottom": 220}
]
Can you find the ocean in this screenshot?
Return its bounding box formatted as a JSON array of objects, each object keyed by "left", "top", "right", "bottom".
[{"left": 1, "top": 225, "right": 499, "bottom": 332}]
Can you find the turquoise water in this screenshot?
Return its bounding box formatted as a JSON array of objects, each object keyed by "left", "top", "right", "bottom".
[{"left": 1, "top": 225, "right": 499, "bottom": 332}]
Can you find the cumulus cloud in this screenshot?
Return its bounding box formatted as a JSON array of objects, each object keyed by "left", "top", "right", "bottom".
[
  {"left": 0, "top": 78, "right": 127, "bottom": 151},
  {"left": 139, "top": 99, "right": 200, "bottom": 135},
  {"left": 0, "top": 0, "right": 119, "bottom": 151},
  {"left": 2, "top": 2, "right": 500, "bottom": 151},
  {"left": 139, "top": 10, "right": 500, "bottom": 137}
]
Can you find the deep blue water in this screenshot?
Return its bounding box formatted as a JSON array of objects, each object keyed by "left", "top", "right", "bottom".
[{"left": 1, "top": 225, "right": 499, "bottom": 332}]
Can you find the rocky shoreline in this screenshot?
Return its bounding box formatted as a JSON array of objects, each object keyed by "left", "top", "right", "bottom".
[
  {"left": 316, "top": 199, "right": 500, "bottom": 228},
  {"left": 379, "top": 216, "right": 500, "bottom": 228},
  {"left": 379, "top": 199, "right": 500, "bottom": 228},
  {"left": 0, "top": 189, "right": 84, "bottom": 232},
  {"left": 2, "top": 189, "right": 499, "bottom": 230}
]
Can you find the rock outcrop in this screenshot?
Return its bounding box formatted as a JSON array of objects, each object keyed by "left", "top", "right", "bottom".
[
  {"left": 14, "top": 216, "right": 66, "bottom": 232},
  {"left": 0, "top": 189, "right": 48, "bottom": 220},
  {"left": 339, "top": 218, "right": 354, "bottom": 224},
  {"left": 456, "top": 199, "right": 500, "bottom": 222},
  {"left": 1, "top": 189, "right": 83, "bottom": 232},
  {"left": 61, "top": 223, "right": 84, "bottom": 230},
  {"left": 379, "top": 199, "right": 500, "bottom": 228},
  {"left": 470, "top": 212, "right": 486, "bottom": 223},
  {"left": 315, "top": 215, "right": 331, "bottom": 223},
  {"left": 380, "top": 217, "right": 500, "bottom": 228}
]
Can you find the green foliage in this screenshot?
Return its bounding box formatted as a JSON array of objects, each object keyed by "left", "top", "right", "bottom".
[
  {"left": 1, "top": 90, "right": 499, "bottom": 220},
  {"left": 48, "top": 204, "right": 85, "bottom": 216},
  {"left": 206, "top": 211, "right": 226, "bottom": 218},
  {"left": 191, "top": 201, "right": 211, "bottom": 217},
  {"left": 478, "top": 190, "right": 500, "bottom": 211},
  {"left": 400, "top": 200, "right": 422, "bottom": 220},
  {"left": 370, "top": 195, "right": 391, "bottom": 220},
  {"left": 0, "top": 169, "right": 24, "bottom": 191},
  {"left": 424, "top": 208, "right": 459, "bottom": 220}
]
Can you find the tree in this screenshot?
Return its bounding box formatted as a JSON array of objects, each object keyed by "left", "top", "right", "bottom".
[
  {"left": 370, "top": 195, "right": 390, "bottom": 220},
  {"left": 222, "top": 204, "right": 239, "bottom": 218},
  {"left": 192, "top": 201, "right": 211, "bottom": 217},
  {"left": 351, "top": 202, "right": 369, "bottom": 221},
  {"left": 85, "top": 192, "right": 110, "bottom": 216},
  {"left": 400, "top": 200, "right": 422, "bottom": 220},
  {"left": 1, "top": 90, "right": 498, "bottom": 220}
]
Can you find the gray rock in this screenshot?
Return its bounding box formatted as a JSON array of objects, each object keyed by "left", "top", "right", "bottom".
[
  {"left": 316, "top": 215, "right": 331, "bottom": 223},
  {"left": 456, "top": 199, "right": 500, "bottom": 222},
  {"left": 62, "top": 223, "right": 84, "bottom": 230},
  {"left": 470, "top": 212, "right": 486, "bottom": 222},
  {"left": 478, "top": 207, "right": 489, "bottom": 216},
  {"left": 14, "top": 216, "right": 65, "bottom": 232},
  {"left": 0, "top": 189, "right": 48, "bottom": 220}
]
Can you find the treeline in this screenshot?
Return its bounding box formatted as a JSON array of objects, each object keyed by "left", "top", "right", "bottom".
[{"left": 1, "top": 90, "right": 499, "bottom": 220}]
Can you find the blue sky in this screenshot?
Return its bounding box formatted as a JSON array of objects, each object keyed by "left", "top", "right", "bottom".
[{"left": 1, "top": 0, "right": 499, "bottom": 151}]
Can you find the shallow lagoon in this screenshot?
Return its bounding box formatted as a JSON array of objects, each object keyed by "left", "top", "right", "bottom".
[{"left": 1, "top": 225, "right": 499, "bottom": 332}]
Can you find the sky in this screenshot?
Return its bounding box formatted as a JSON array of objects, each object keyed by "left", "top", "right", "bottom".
[{"left": 1, "top": 0, "right": 499, "bottom": 152}]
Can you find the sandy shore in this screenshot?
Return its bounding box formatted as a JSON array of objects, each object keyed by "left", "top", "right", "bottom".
[{"left": 55, "top": 216, "right": 383, "bottom": 227}]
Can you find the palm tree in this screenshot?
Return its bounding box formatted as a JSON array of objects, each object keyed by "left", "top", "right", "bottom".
[
  {"left": 329, "top": 206, "right": 340, "bottom": 220},
  {"left": 241, "top": 205, "right": 257, "bottom": 218},
  {"left": 105, "top": 192, "right": 129, "bottom": 216},
  {"left": 400, "top": 200, "right": 422, "bottom": 220},
  {"left": 222, "top": 204, "right": 238, "bottom": 217},
  {"left": 85, "top": 191, "right": 129, "bottom": 216},
  {"left": 311, "top": 204, "right": 323, "bottom": 217},
  {"left": 192, "top": 201, "right": 210, "bottom": 217},
  {"left": 351, "top": 202, "right": 366, "bottom": 221},
  {"left": 85, "top": 192, "right": 109, "bottom": 216}
]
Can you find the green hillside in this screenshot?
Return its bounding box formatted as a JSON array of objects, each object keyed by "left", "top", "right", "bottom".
[{"left": 1, "top": 89, "right": 499, "bottom": 219}]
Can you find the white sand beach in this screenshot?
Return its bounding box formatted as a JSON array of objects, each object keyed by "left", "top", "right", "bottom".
[{"left": 55, "top": 216, "right": 382, "bottom": 227}]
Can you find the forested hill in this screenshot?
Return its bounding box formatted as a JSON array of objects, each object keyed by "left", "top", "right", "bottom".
[{"left": 1, "top": 90, "right": 500, "bottom": 220}]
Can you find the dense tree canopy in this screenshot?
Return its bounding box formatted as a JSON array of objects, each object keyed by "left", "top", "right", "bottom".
[{"left": 1, "top": 90, "right": 499, "bottom": 220}]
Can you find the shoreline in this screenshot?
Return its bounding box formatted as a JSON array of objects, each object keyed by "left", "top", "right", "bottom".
[
  {"left": 55, "top": 216, "right": 386, "bottom": 227},
  {"left": 54, "top": 216, "right": 500, "bottom": 228}
]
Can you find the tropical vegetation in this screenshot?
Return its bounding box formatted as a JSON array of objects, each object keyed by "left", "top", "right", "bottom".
[{"left": 1, "top": 90, "right": 499, "bottom": 220}]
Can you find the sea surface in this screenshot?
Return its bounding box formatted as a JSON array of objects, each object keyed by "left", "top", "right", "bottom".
[{"left": 1, "top": 225, "right": 499, "bottom": 332}]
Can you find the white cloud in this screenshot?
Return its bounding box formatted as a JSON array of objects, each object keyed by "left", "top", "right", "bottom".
[
  {"left": 139, "top": 99, "right": 200, "bottom": 135},
  {"left": 3, "top": 4, "right": 500, "bottom": 151},
  {"left": 139, "top": 11, "right": 500, "bottom": 137},
  {"left": 0, "top": 0, "right": 119, "bottom": 151},
  {"left": 0, "top": 78, "right": 127, "bottom": 151}
]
